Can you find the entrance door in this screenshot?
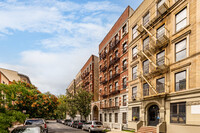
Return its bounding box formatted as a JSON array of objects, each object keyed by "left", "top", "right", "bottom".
[
  {"left": 148, "top": 105, "right": 159, "bottom": 126},
  {"left": 93, "top": 106, "right": 99, "bottom": 120}
]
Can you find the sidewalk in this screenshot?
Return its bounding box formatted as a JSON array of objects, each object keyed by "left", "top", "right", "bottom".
[{"left": 107, "top": 129, "right": 133, "bottom": 133}]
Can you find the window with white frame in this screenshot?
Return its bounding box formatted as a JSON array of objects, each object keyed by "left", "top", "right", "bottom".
[
  {"left": 157, "top": 24, "right": 165, "bottom": 39},
  {"left": 115, "top": 66, "right": 118, "bottom": 73},
  {"left": 143, "top": 83, "right": 149, "bottom": 96},
  {"left": 122, "top": 24, "right": 127, "bottom": 33},
  {"left": 104, "top": 113, "right": 107, "bottom": 122},
  {"left": 109, "top": 70, "right": 112, "bottom": 79},
  {"left": 109, "top": 85, "right": 112, "bottom": 93},
  {"left": 156, "top": 77, "right": 165, "bottom": 93},
  {"left": 132, "top": 45, "right": 137, "bottom": 59},
  {"left": 132, "top": 65, "right": 137, "bottom": 80},
  {"left": 109, "top": 99, "right": 112, "bottom": 107},
  {"left": 132, "top": 25, "right": 138, "bottom": 39},
  {"left": 157, "top": 50, "right": 165, "bottom": 66},
  {"left": 132, "top": 86, "right": 137, "bottom": 98},
  {"left": 123, "top": 95, "right": 127, "bottom": 106},
  {"left": 115, "top": 50, "right": 118, "bottom": 57},
  {"left": 175, "top": 39, "right": 186, "bottom": 62},
  {"left": 175, "top": 71, "right": 186, "bottom": 91},
  {"left": 143, "top": 12, "right": 150, "bottom": 26},
  {"left": 115, "top": 97, "right": 119, "bottom": 106},
  {"left": 115, "top": 82, "right": 118, "bottom": 90},
  {"left": 123, "top": 60, "right": 127, "bottom": 70},
  {"left": 104, "top": 100, "right": 107, "bottom": 108},
  {"left": 176, "top": 7, "right": 187, "bottom": 32},
  {"left": 109, "top": 113, "right": 112, "bottom": 122},
  {"left": 143, "top": 60, "right": 149, "bottom": 74},
  {"left": 123, "top": 42, "right": 127, "bottom": 53},
  {"left": 123, "top": 78, "right": 127, "bottom": 89},
  {"left": 143, "top": 37, "right": 149, "bottom": 51},
  {"left": 115, "top": 113, "right": 118, "bottom": 123}
]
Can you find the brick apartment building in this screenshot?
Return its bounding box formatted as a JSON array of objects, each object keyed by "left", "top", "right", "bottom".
[
  {"left": 98, "top": 6, "right": 134, "bottom": 129},
  {"left": 127, "top": 0, "right": 200, "bottom": 133}
]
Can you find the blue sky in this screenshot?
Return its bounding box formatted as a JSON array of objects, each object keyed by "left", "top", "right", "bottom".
[{"left": 0, "top": 0, "right": 143, "bottom": 95}]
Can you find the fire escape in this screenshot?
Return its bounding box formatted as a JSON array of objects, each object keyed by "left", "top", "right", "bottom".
[{"left": 137, "top": 0, "right": 170, "bottom": 97}]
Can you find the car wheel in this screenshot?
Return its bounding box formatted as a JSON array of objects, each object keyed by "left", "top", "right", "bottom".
[{"left": 89, "top": 128, "right": 93, "bottom": 133}]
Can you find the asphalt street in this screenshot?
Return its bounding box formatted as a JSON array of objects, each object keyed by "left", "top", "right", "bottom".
[{"left": 47, "top": 121, "right": 88, "bottom": 133}]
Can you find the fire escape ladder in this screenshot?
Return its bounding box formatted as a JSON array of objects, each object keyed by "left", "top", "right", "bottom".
[
  {"left": 142, "top": 25, "right": 157, "bottom": 42},
  {"left": 141, "top": 51, "right": 157, "bottom": 68},
  {"left": 140, "top": 74, "right": 158, "bottom": 95}
]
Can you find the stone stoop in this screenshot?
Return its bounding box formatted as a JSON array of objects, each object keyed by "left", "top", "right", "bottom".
[{"left": 136, "top": 126, "right": 157, "bottom": 133}]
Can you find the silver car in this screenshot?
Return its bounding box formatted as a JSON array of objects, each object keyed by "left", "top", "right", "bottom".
[
  {"left": 82, "top": 121, "right": 105, "bottom": 133},
  {"left": 24, "top": 118, "right": 48, "bottom": 133}
]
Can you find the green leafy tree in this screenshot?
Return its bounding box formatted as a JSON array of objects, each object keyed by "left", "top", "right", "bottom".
[
  {"left": 66, "top": 92, "right": 77, "bottom": 119},
  {"left": 54, "top": 95, "right": 68, "bottom": 119},
  {"left": 75, "top": 88, "right": 93, "bottom": 120}
]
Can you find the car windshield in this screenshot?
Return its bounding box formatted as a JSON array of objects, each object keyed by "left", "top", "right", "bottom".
[
  {"left": 25, "top": 120, "right": 44, "bottom": 125},
  {"left": 80, "top": 120, "right": 86, "bottom": 123},
  {"left": 11, "top": 127, "right": 40, "bottom": 133},
  {"left": 94, "top": 122, "right": 103, "bottom": 125}
]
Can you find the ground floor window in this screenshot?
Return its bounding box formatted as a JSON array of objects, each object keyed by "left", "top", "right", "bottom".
[
  {"left": 170, "top": 102, "right": 186, "bottom": 123},
  {"left": 104, "top": 113, "right": 107, "bottom": 122},
  {"left": 115, "top": 113, "right": 118, "bottom": 123},
  {"left": 132, "top": 107, "right": 140, "bottom": 121},
  {"left": 109, "top": 113, "right": 112, "bottom": 122},
  {"left": 100, "top": 114, "right": 102, "bottom": 122},
  {"left": 122, "top": 112, "right": 127, "bottom": 124}
]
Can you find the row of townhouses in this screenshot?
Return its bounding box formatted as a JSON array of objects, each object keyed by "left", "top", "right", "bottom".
[{"left": 66, "top": 0, "right": 200, "bottom": 133}]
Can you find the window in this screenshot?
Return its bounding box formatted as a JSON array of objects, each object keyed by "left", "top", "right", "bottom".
[
  {"left": 143, "top": 83, "right": 149, "bottom": 96},
  {"left": 143, "top": 37, "right": 149, "bottom": 51},
  {"left": 109, "top": 99, "right": 112, "bottom": 107},
  {"left": 90, "top": 64, "right": 92, "bottom": 71},
  {"left": 175, "top": 71, "right": 186, "bottom": 91},
  {"left": 170, "top": 102, "right": 186, "bottom": 123},
  {"left": 90, "top": 74, "right": 92, "bottom": 80},
  {"left": 143, "top": 12, "right": 150, "bottom": 26},
  {"left": 143, "top": 60, "right": 149, "bottom": 74},
  {"left": 100, "top": 114, "right": 102, "bottom": 122},
  {"left": 115, "top": 66, "right": 118, "bottom": 73},
  {"left": 132, "top": 86, "right": 137, "bottom": 98},
  {"left": 115, "top": 34, "right": 119, "bottom": 44},
  {"left": 122, "top": 112, "right": 127, "bottom": 124},
  {"left": 132, "top": 66, "right": 137, "bottom": 80},
  {"left": 176, "top": 7, "right": 187, "bottom": 32},
  {"left": 109, "top": 70, "right": 112, "bottom": 79},
  {"left": 175, "top": 39, "right": 186, "bottom": 62},
  {"left": 157, "top": 24, "right": 165, "bottom": 39},
  {"left": 156, "top": 77, "right": 165, "bottom": 93},
  {"left": 132, "top": 46, "right": 137, "bottom": 59},
  {"left": 104, "top": 113, "right": 107, "bottom": 122},
  {"left": 132, "top": 107, "right": 140, "bottom": 121},
  {"left": 115, "top": 50, "right": 118, "bottom": 57},
  {"left": 115, "top": 97, "right": 119, "bottom": 106},
  {"left": 109, "top": 113, "right": 112, "bottom": 122},
  {"left": 123, "top": 60, "right": 127, "bottom": 70},
  {"left": 115, "top": 82, "right": 118, "bottom": 90},
  {"left": 100, "top": 77, "right": 102, "bottom": 82},
  {"left": 123, "top": 78, "right": 127, "bottom": 89},
  {"left": 157, "top": 0, "right": 165, "bottom": 8},
  {"left": 123, "top": 43, "right": 127, "bottom": 53},
  {"left": 157, "top": 51, "right": 165, "bottom": 66},
  {"left": 132, "top": 25, "right": 138, "bottom": 39},
  {"left": 115, "top": 113, "right": 118, "bottom": 123},
  {"left": 104, "top": 100, "right": 107, "bottom": 108},
  {"left": 122, "top": 24, "right": 127, "bottom": 33},
  {"left": 109, "top": 56, "right": 112, "bottom": 61},
  {"left": 123, "top": 95, "right": 127, "bottom": 106},
  {"left": 109, "top": 85, "right": 112, "bottom": 93}
]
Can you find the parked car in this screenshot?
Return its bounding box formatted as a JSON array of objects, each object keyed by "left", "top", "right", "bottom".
[
  {"left": 11, "top": 126, "right": 44, "bottom": 133},
  {"left": 24, "top": 118, "right": 48, "bottom": 133},
  {"left": 69, "top": 120, "right": 77, "bottom": 127},
  {"left": 82, "top": 121, "right": 105, "bottom": 133},
  {"left": 64, "top": 119, "right": 71, "bottom": 125},
  {"left": 73, "top": 120, "right": 86, "bottom": 129},
  {"left": 56, "top": 119, "right": 62, "bottom": 123}
]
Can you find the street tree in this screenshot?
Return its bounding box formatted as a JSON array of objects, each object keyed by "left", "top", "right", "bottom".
[{"left": 75, "top": 88, "right": 93, "bottom": 120}]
